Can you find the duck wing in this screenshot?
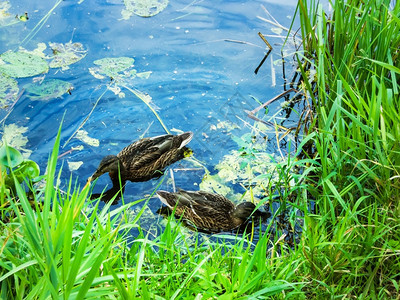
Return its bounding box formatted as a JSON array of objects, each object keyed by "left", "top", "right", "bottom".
[
  {"left": 184, "top": 190, "right": 235, "bottom": 215},
  {"left": 156, "top": 190, "right": 238, "bottom": 232},
  {"left": 120, "top": 132, "right": 193, "bottom": 171},
  {"left": 117, "top": 135, "right": 171, "bottom": 161},
  {"left": 163, "top": 190, "right": 233, "bottom": 218}
]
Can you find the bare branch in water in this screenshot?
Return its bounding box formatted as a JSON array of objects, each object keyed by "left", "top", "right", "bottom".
[
  {"left": 258, "top": 32, "right": 273, "bottom": 50},
  {"left": 247, "top": 88, "right": 298, "bottom": 115}
]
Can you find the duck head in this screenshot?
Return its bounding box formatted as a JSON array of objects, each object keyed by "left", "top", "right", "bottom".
[
  {"left": 232, "top": 202, "right": 256, "bottom": 220},
  {"left": 88, "top": 155, "right": 121, "bottom": 182}
]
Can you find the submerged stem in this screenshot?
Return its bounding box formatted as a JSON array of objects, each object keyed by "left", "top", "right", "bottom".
[
  {"left": 62, "top": 86, "right": 108, "bottom": 148},
  {"left": 121, "top": 84, "right": 170, "bottom": 134}
]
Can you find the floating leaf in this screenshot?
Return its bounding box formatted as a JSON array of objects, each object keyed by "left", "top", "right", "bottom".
[
  {"left": 68, "top": 161, "right": 83, "bottom": 171},
  {"left": 15, "top": 160, "right": 40, "bottom": 180},
  {"left": 0, "top": 74, "right": 19, "bottom": 109},
  {"left": 0, "top": 50, "right": 49, "bottom": 78},
  {"left": 122, "top": 0, "right": 168, "bottom": 19},
  {"left": 0, "top": 144, "right": 23, "bottom": 168},
  {"left": 75, "top": 130, "right": 99, "bottom": 147},
  {"left": 136, "top": 71, "right": 152, "bottom": 79},
  {"left": 89, "top": 56, "right": 152, "bottom": 95},
  {"left": 0, "top": 124, "right": 31, "bottom": 158},
  {"left": 24, "top": 79, "right": 73, "bottom": 101},
  {"left": 49, "top": 41, "right": 88, "bottom": 70},
  {"left": 18, "top": 42, "right": 87, "bottom": 70},
  {"left": 89, "top": 57, "right": 153, "bottom": 86},
  {"left": 271, "top": 27, "right": 283, "bottom": 35}
]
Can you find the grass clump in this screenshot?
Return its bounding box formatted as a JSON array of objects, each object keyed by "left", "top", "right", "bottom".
[{"left": 290, "top": 0, "right": 400, "bottom": 297}]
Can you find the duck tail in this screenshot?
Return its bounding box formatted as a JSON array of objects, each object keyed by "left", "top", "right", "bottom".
[
  {"left": 178, "top": 131, "right": 193, "bottom": 148},
  {"left": 156, "top": 190, "right": 175, "bottom": 208}
]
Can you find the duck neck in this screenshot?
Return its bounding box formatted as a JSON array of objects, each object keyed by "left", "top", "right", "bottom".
[{"left": 110, "top": 160, "right": 126, "bottom": 188}]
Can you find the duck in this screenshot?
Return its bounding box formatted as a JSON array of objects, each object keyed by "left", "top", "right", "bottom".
[
  {"left": 88, "top": 132, "right": 193, "bottom": 202},
  {"left": 156, "top": 189, "right": 261, "bottom": 233}
]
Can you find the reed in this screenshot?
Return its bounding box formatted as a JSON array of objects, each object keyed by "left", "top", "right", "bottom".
[{"left": 291, "top": 0, "right": 400, "bottom": 296}]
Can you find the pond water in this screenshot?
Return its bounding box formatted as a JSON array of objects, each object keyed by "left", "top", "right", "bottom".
[{"left": 1, "top": 0, "right": 300, "bottom": 237}]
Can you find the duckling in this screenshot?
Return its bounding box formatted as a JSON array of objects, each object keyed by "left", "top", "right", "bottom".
[
  {"left": 89, "top": 132, "right": 193, "bottom": 202},
  {"left": 156, "top": 189, "right": 258, "bottom": 233}
]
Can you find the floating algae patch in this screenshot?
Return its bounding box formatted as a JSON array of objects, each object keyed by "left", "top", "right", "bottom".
[
  {"left": 49, "top": 41, "right": 88, "bottom": 70},
  {"left": 210, "top": 120, "right": 240, "bottom": 132},
  {"left": 0, "top": 124, "right": 31, "bottom": 158},
  {"left": 121, "top": 0, "right": 168, "bottom": 19},
  {"left": 24, "top": 79, "right": 73, "bottom": 101},
  {"left": 68, "top": 160, "right": 84, "bottom": 171},
  {"left": 0, "top": 2, "right": 14, "bottom": 26},
  {"left": 200, "top": 133, "right": 284, "bottom": 202},
  {"left": 0, "top": 75, "right": 19, "bottom": 109},
  {"left": 75, "top": 130, "right": 99, "bottom": 147},
  {"left": 0, "top": 50, "right": 48, "bottom": 78},
  {"left": 0, "top": 1, "right": 24, "bottom": 27}
]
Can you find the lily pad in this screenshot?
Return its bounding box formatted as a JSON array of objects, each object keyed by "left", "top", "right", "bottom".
[
  {"left": 90, "top": 57, "right": 135, "bottom": 79},
  {"left": 0, "top": 50, "right": 49, "bottom": 78},
  {"left": 49, "top": 41, "right": 88, "bottom": 70},
  {"left": 24, "top": 79, "right": 73, "bottom": 101},
  {"left": 19, "top": 43, "right": 47, "bottom": 58},
  {"left": 89, "top": 57, "right": 153, "bottom": 86},
  {"left": 0, "top": 74, "right": 19, "bottom": 109},
  {"left": 122, "top": 0, "right": 168, "bottom": 19},
  {"left": 0, "top": 144, "right": 23, "bottom": 168}
]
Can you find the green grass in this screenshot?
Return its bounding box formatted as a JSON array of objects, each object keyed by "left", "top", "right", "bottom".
[{"left": 290, "top": 0, "right": 400, "bottom": 297}]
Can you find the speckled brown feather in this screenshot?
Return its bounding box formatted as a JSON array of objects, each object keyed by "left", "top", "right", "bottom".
[
  {"left": 90, "top": 132, "right": 193, "bottom": 184},
  {"left": 117, "top": 133, "right": 192, "bottom": 182},
  {"left": 156, "top": 190, "right": 256, "bottom": 232}
]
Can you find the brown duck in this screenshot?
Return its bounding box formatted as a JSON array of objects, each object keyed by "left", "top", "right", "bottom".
[
  {"left": 88, "top": 132, "right": 193, "bottom": 202},
  {"left": 156, "top": 189, "right": 258, "bottom": 233}
]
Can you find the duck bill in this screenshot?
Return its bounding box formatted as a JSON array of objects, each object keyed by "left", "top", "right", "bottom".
[{"left": 88, "top": 170, "right": 101, "bottom": 183}]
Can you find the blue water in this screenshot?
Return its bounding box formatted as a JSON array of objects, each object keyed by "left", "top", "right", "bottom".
[{"left": 1, "top": 0, "right": 299, "bottom": 235}]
